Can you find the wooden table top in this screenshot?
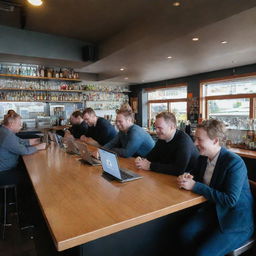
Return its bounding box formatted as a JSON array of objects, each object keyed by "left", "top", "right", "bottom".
[
  {"left": 229, "top": 147, "right": 256, "bottom": 159},
  {"left": 23, "top": 144, "right": 206, "bottom": 251}
]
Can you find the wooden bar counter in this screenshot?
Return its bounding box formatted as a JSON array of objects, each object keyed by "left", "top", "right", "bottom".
[
  {"left": 23, "top": 144, "right": 205, "bottom": 252},
  {"left": 229, "top": 147, "right": 256, "bottom": 159}
]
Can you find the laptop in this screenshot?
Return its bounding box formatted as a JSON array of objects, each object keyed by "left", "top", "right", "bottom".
[
  {"left": 48, "top": 131, "right": 55, "bottom": 142},
  {"left": 98, "top": 148, "right": 142, "bottom": 183},
  {"left": 42, "top": 130, "right": 50, "bottom": 148},
  {"left": 53, "top": 133, "right": 64, "bottom": 148},
  {"left": 65, "top": 138, "right": 80, "bottom": 154},
  {"left": 75, "top": 142, "right": 101, "bottom": 166}
]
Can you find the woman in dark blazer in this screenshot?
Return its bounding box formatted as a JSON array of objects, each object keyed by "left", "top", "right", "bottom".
[{"left": 177, "top": 119, "right": 254, "bottom": 256}]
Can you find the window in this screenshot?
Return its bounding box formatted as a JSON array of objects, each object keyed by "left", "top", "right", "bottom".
[
  {"left": 147, "top": 85, "right": 187, "bottom": 127},
  {"left": 201, "top": 75, "right": 256, "bottom": 129},
  {"left": 149, "top": 103, "right": 168, "bottom": 120}
]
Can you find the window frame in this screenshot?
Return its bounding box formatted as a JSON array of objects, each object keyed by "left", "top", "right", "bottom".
[
  {"left": 146, "top": 83, "right": 188, "bottom": 123},
  {"left": 200, "top": 73, "right": 256, "bottom": 120}
]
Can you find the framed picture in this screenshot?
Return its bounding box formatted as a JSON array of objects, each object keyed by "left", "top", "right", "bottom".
[{"left": 130, "top": 97, "right": 138, "bottom": 113}]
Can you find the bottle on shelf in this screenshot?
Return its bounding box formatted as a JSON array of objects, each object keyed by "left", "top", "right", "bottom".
[
  {"left": 55, "top": 69, "right": 59, "bottom": 78},
  {"left": 47, "top": 68, "right": 52, "bottom": 78},
  {"left": 40, "top": 66, "right": 45, "bottom": 77},
  {"left": 59, "top": 68, "right": 63, "bottom": 78}
]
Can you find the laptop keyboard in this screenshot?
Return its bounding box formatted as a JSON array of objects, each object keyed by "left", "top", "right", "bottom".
[{"left": 120, "top": 169, "right": 134, "bottom": 179}]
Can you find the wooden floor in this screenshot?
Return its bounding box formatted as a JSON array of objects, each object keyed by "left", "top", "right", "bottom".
[
  {"left": 0, "top": 202, "right": 255, "bottom": 256},
  {"left": 1, "top": 218, "right": 255, "bottom": 256},
  {"left": 0, "top": 203, "right": 62, "bottom": 256},
  {"left": 0, "top": 213, "right": 36, "bottom": 256}
]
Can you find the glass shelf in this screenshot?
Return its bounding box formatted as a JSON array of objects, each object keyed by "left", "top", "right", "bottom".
[
  {"left": 0, "top": 73, "right": 81, "bottom": 82},
  {"left": 0, "top": 100, "right": 81, "bottom": 103},
  {"left": 0, "top": 88, "right": 83, "bottom": 93}
]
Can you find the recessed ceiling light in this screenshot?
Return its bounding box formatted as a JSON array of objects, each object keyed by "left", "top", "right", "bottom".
[
  {"left": 192, "top": 37, "right": 199, "bottom": 41},
  {"left": 27, "top": 0, "right": 43, "bottom": 6},
  {"left": 124, "top": 77, "right": 128, "bottom": 80},
  {"left": 221, "top": 41, "right": 228, "bottom": 44},
  {"left": 120, "top": 68, "right": 125, "bottom": 71},
  {"left": 167, "top": 56, "right": 172, "bottom": 59},
  {"left": 173, "top": 2, "right": 180, "bottom": 7}
]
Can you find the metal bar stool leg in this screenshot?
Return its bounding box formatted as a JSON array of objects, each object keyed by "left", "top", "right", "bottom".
[
  {"left": 2, "top": 186, "right": 7, "bottom": 240},
  {"left": 13, "top": 185, "right": 19, "bottom": 226},
  {"left": 1, "top": 185, "right": 18, "bottom": 240}
]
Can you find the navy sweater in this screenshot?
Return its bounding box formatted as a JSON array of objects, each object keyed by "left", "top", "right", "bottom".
[
  {"left": 87, "top": 117, "right": 117, "bottom": 146},
  {"left": 146, "top": 129, "right": 199, "bottom": 175}
]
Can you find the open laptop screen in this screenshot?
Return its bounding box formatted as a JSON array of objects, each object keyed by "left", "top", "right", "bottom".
[{"left": 98, "top": 148, "right": 122, "bottom": 180}]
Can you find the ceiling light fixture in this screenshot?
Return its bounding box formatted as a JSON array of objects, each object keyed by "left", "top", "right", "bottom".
[
  {"left": 120, "top": 68, "right": 125, "bottom": 71},
  {"left": 27, "top": 0, "right": 43, "bottom": 6},
  {"left": 192, "top": 37, "right": 199, "bottom": 41},
  {"left": 221, "top": 41, "right": 228, "bottom": 44},
  {"left": 173, "top": 2, "right": 180, "bottom": 7},
  {"left": 167, "top": 56, "right": 172, "bottom": 59}
]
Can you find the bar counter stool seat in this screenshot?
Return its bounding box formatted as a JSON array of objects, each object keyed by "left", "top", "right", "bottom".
[
  {"left": 226, "top": 180, "right": 256, "bottom": 256},
  {"left": 0, "top": 184, "right": 19, "bottom": 240}
]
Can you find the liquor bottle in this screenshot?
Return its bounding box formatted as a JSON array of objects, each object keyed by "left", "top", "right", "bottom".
[
  {"left": 40, "top": 66, "right": 45, "bottom": 77},
  {"left": 36, "top": 66, "right": 40, "bottom": 77},
  {"left": 55, "top": 69, "right": 59, "bottom": 78},
  {"left": 59, "top": 68, "right": 63, "bottom": 78},
  {"left": 47, "top": 69, "right": 52, "bottom": 78}
]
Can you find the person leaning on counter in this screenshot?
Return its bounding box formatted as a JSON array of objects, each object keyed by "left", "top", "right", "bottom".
[
  {"left": 81, "top": 107, "right": 117, "bottom": 147},
  {"left": 103, "top": 104, "right": 155, "bottom": 158},
  {"left": 135, "top": 111, "right": 199, "bottom": 175},
  {"left": 64, "top": 110, "right": 88, "bottom": 140},
  {"left": 177, "top": 119, "right": 254, "bottom": 256},
  {"left": 0, "top": 112, "right": 46, "bottom": 183}
]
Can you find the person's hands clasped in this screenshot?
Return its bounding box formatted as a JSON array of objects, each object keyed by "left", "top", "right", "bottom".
[
  {"left": 80, "top": 135, "right": 89, "bottom": 143},
  {"left": 135, "top": 157, "right": 151, "bottom": 171},
  {"left": 64, "top": 130, "right": 73, "bottom": 140},
  {"left": 91, "top": 150, "right": 99, "bottom": 159},
  {"left": 177, "top": 172, "right": 195, "bottom": 190},
  {"left": 29, "top": 138, "right": 41, "bottom": 145},
  {"left": 35, "top": 143, "right": 47, "bottom": 151}
]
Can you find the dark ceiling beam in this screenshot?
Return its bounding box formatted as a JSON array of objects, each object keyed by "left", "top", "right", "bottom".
[
  {"left": 20, "top": 5, "right": 26, "bottom": 29},
  {"left": 0, "top": 0, "right": 23, "bottom": 7}
]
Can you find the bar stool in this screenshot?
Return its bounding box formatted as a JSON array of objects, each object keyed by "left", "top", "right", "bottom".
[
  {"left": 226, "top": 180, "right": 256, "bottom": 256},
  {"left": 0, "top": 184, "right": 19, "bottom": 240}
]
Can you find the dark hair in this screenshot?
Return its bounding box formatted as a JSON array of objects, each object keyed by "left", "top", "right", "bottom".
[
  {"left": 3, "top": 112, "right": 21, "bottom": 126},
  {"left": 71, "top": 110, "right": 83, "bottom": 118},
  {"left": 197, "top": 119, "right": 226, "bottom": 145},
  {"left": 116, "top": 103, "right": 134, "bottom": 121},
  {"left": 155, "top": 112, "right": 177, "bottom": 127},
  {"left": 82, "top": 108, "right": 96, "bottom": 117}
]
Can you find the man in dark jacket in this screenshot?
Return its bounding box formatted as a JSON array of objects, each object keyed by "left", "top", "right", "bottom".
[
  {"left": 65, "top": 110, "right": 88, "bottom": 139},
  {"left": 81, "top": 108, "right": 117, "bottom": 147}
]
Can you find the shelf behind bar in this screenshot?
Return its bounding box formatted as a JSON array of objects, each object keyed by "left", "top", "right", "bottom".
[
  {"left": 0, "top": 100, "right": 82, "bottom": 103},
  {"left": 0, "top": 73, "right": 81, "bottom": 82},
  {"left": 0, "top": 88, "right": 83, "bottom": 93}
]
